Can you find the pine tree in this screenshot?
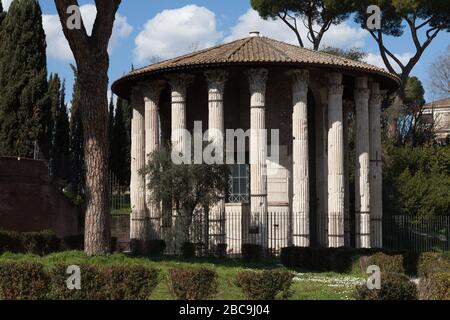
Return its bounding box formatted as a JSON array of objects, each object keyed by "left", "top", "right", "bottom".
[
  {"left": 0, "top": 0, "right": 49, "bottom": 158},
  {"left": 69, "top": 65, "right": 84, "bottom": 195}
]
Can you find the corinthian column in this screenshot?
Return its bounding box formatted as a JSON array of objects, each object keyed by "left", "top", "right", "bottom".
[
  {"left": 130, "top": 87, "right": 147, "bottom": 243},
  {"left": 291, "top": 70, "right": 310, "bottom": 247},
  {"left": 369, "top": 82, "right": 385, "bottom": 248},
  {"left": 247, "top": 68, "right": 269, "bottom": 248},
  {"left": 168, "top": 74, "right": 194, "bottom": 159},
  {"left": 327, "top": 73, "right": 345, "bottom": 248},
  {"left": 142, "top": 81, "right": 164, "bottom": 240},
  {"left": 355, "top": 77, "right": 371, "bottom": 249},
  {"left": 205, "top": 70, "right": 228, "bottom": 249},
  {"left": 168, "top": 74, "right": 194, "bottom": 250}
]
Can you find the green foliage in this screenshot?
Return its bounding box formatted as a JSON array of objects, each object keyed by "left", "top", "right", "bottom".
[
  {"left": 242, "top": 244, "right": 264, "bottom": 263},
  {"left": 143, "top": 144, "right": 229, "bottom": 242},
  {"left": 182, "top": 242, "right": 196, "bottom": 258},
  {"left": 418, "top": 272, "right": 450, "bottom": 300},
  {"left": 320, "top": 46, "right": 368, "bottom": 61},
  {"left": 168, "top": 268, "right": 219, "bottom": 300},
  {"left": 0, "top": 262, "right": 50, "bottom": 300},
  {"left": 145, "top": 240, "right": 166, "bottom": 257},
  {"left": 354, "top": 273, "right": 417, "bottom": 300},
  {"left": 354, "top": 0, "right": 450, "bottom": 37},
  {"left": 110, "top": 97, "right": 131, "bottom": 186},
  {"left": 251, "top": 0, "right": 354, "bottom": 49},
  {"left": 236, "top": 270, "right": 294, "bottom": 300},
  {"left": 69, "top": 65, "right": 85, "bottom": 195},
  {"left": 417, "top": 252, "right": 450, "bottom": 277},
  {"left": 0, "top": 231, "right": 23, "bottom": 253},
  {"left": 362, "top": 253, "right": 405, "bottom": 274},
  {"left": 49, "top": 264, "right": 159, "bottom": 300},
  {"left": 0, "top": 0, "right": 49, "bottom": 158},
  {"left": 383, "top": 144, "right": 450, "bottom": 218},
  {"left": 0, "top": 230, "right": 59, "bottom": 256},
  {"left": 48, "top": 75, "right": 70, "bottom": 183}
]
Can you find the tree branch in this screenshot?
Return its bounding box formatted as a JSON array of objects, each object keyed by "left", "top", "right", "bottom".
[
  {"left": 91, "top": 0, "right": 120, "bottom": 52},
  {"left": 54, "top": 0, "right": 90, "bottom": 61},
  {"left": 277, "top": 11, "right": 304, "bottom": 47},
  {"left": 368, "top": 30, "right": 398, "bottom": 75}
]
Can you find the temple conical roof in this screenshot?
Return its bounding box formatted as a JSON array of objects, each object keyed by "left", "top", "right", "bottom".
[{"left": 112, "top": 34, "right": 400, "bottom": 98}]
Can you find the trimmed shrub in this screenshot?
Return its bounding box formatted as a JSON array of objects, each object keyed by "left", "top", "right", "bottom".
[
  {"left": 168, "top": 268, "right": 218, "bottom": 300},
  {"left": 0, "top": 262, "right": 50, "bottom": 300},
  {"left": 61, "top": 234, "right": 84, "bottom": 251},
  {"left": 417, "top": 252, "right": 450, "bottom": 277},
  {"left": 182, "top": 242, "right": 195, "bottom": 258},
  {"left": 354, "top": 273, "right": 417, "bottom": 300},
  {"left": 418, "top": 272, "right": 450, "bottom": 300},
  {"left": 236, "top": 270, "right": 293, "bottom": 300},
  {"left": 130, "top": 239, "right": 144, "bottom": 256},
  {"left": 361, "top": 252, "right": 405, "bottom": 274},
  {"left": 21, "top": 231, "right": 60, "bottom": 256},
  {"left": 107, "top": 266, "right": 159, "bottom": 300},
  {"left": 49, "top": 264, "right": 159, "bottom": 300},
  {"left": 145, "top": 240, "right": 166, "bottom": 257},
  {"left": 49, "top": 264, "right": 109, "bottom": 300},
  {"left": 242, "top": 244, "right": 263, "bottom": 263},
  {"left": 0, "top": 231, "right": 23, "bottom": 253},
  {"left": 216, "top": 243, "right": 227, "bottom": 258}
]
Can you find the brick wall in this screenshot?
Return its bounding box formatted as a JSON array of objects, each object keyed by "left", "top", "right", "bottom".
[{"left": 0, "top": 157, "right": 80, "bottom": 238}]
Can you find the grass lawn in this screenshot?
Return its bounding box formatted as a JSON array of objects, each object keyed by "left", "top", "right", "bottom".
[{"left": 0, "top": 251, "right": 364, "bottom": 300}]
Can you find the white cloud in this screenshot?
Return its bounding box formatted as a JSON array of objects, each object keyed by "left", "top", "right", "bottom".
[
  {"left": 225, "top": 9, "right": 368, "bottom": 50},
  {"left": 43, "top": 4, "right": 133, "bottom": 62},
  {"left": 134, "top": 5, "right": 222, "bottom": 64},
  {"left": 2, "top": 0, "right": 12, "bottom": 10},
  {"left": 365, "top": 52, "right": 414, "bottom": 73}
]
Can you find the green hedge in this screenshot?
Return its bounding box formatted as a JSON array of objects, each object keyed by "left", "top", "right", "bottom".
[
  {"left": 0, "top": 231, "right": 118, "bottom": 255},
  {"left": 361, "top": 253, "right": 405, "bottom": 274},
  {"left": 0, "top": 262, "right": 159, "bottom": 300},
  {"left": 235, "top": 270, "right": 293, "bottom": 300},
  {"left": 0, "top": 231, "right": 60, "bottom": 256},
  {"left": 0, "top": 262, "right": 50, "bottom": 300},
  {"left": 418, "top": 272, "right": 450, "bottom": 300},
  {"left": 354, "top": 273, "right": 417, "bottom": 300},
  {"left": 168, "top": 268, "right": 218, "bottom": 300},
  {"left": 279, "top": 247, "right": 439, "bottom": 275},
  {"left": 417, "top": 252, "right": 450, "bottom": 277}
]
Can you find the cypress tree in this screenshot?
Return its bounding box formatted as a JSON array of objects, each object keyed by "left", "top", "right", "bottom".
[
  {"left": 0, "top": 1, "right": 6, "bottom": 25},
  {"left": 0, "top": 0, "right": 49, "bottom": 158},
  {"left": 111, "top": 97, "right": 131, "bottom": 186},
  {"left": 69, "top": 65, "right": 84, "bottom": 195},
  {"left": 53, "top": 78, "right": 70, "bottom": 183}
]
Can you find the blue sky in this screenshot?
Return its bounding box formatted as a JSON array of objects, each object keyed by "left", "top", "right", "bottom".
[{"left": 3, "top": 0, "right": 450, "bottom": 103}]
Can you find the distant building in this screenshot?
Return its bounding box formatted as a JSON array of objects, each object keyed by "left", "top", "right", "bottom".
[{"left": 423, "top": 97, "right": 450, "bottom": 144}]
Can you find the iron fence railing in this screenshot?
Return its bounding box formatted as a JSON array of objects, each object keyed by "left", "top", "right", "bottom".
[{"left": 383, "top": 215, "right": 450, "bottom": 252}]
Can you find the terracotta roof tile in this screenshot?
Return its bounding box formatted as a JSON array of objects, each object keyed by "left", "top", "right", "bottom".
[{"left": 112, "top": 35, "right": 400, "bottom": 98}]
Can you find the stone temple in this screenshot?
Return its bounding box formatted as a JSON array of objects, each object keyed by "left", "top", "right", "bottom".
[{"left": 112, "top": 32, "right": 400, "bottom": 252}]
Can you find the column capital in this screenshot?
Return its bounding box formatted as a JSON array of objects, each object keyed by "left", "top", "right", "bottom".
[
  {"left": 167, "top": 73, "right": 194, "bottom": 95},
  {"left": 246, "top": 68, "right": 269, "bottom": 93},
  {"left": 328, "top": 72, "right": 343, "bottom": 86},
  {"left": 355, "top": 88, "right": 370, "bottom": 101},
  {"left": 140, "top": 81, "right": 165, "bottom": 103},
  {"left": 204, "top": 69, "right": 228, "bottom": 92},
  {"left": 291, "top": 69, "right": 309, "bottom": 97},
  {"left": 328, "top": 73, "right": 344, "bottom": 96}
]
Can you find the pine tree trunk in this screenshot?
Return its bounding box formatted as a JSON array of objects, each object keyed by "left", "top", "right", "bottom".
[{"left": 79, "top": 66, "right": 111, "bottom": 256}]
